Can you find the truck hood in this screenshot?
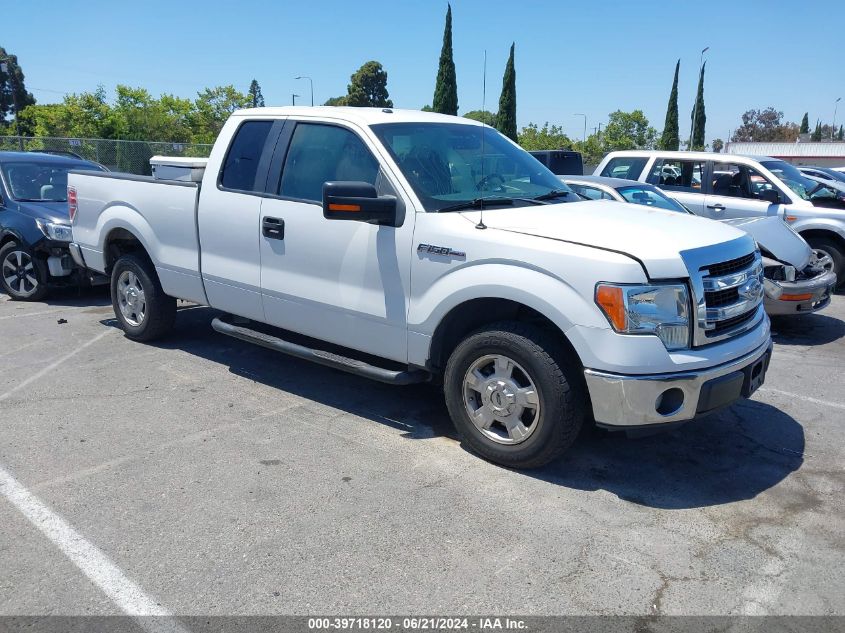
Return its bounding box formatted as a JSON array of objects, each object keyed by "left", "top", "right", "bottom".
[
  {"left": 466, "top": 200, "right": 749, "bottom": 279},
  {"left": 721, "top": 216, "right": 811, "bottom": 269},
  {"left": 15, "top": 200, "right": 70, "bottom": 224}
]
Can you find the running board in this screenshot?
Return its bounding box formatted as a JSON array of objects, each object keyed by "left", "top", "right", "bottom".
[{"left": 211, "top": 316, "right": 429, "bottom": 386}]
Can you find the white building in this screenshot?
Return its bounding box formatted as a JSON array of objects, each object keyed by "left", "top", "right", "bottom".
[{"left": 725, "top": 142, "right": 845, "bottom": 168}]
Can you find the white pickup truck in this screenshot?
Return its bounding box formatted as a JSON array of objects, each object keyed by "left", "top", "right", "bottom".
[{"left": 68, "top": 107, "right": 772, "bottom": 468}]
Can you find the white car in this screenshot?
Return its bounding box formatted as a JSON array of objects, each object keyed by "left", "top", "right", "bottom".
[
  {"left": 595, "top": 150, "right": 845, "bottom": 287},
  {"left": 68, "top": 108, "right": 772, "bottom": 468},
  {"left": 563, "top": 175, "right": 836, "bottom": 316}
]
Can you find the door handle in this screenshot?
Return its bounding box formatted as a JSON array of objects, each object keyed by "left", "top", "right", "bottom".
[
  {"left": 262, "top": 217, "right": 284, "bottom": 240},
  {"left": 706, "top": 204, "right": 726, "bottom": 211}
]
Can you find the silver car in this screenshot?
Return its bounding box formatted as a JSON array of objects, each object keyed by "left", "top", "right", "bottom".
[{"left": 562, "top": 175, "right": 837, "bottom": 316}]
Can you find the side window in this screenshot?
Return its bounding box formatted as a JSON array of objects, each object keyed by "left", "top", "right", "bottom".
[
  {"left": 569, "top": 184, "right": 606, "bottom": 200},
  {"left": 647, "top": 158, "right": 705, "bottom": 192},
  {"left": 711, "top": 162, "right": 776, "bottom": 199},
  {"left": 279, "top": 123, "right": 379, "bottom": 203},
  {"left": 599, "top": 157, "right": 648, "bottom": 180},
  {"left": 220, "top": 120, "right": 274, "bottom": 192}
]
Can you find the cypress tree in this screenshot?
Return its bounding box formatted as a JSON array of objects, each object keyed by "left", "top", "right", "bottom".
[
  {"left": 838, "top": 125, "right": 843, "bottom": 141},
  {"left": 432, "top": 4, "right": 458, "bottom": 115},
  {"left": 659, "top": 59, "right": 680, "bottom": 150},
  {"left": 811, "top": 121, "right": 822, "bottom": 141},
  {"left": 800, "top": 112, "right": 809, "bottom": 134},
  {"left": 248, "top": 79, "right": 265, "bottom": 108},
  {"left": 496, "top": 43, "right": 517, "bottom": 142},
  {"left": 690, "top": 62, "right": 706, "bottom": 150}
]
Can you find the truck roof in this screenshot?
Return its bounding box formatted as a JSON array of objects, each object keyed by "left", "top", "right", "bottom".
[
  {"left": 603, "top": 150, "right": 777, "bottom": 162},
  {"left": 231, "top": 106, "right": 483, "bottom": 127}
]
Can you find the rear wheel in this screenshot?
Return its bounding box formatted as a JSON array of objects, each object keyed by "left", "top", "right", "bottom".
[
  {"left": 806, "top": 236, "right": 844, "bottom": 288},
  {"left": 444, "top": 321, "right": 585, "bottom": 469},
  {"left": 0, "top": 241, "right": 48, "bottom": 301},
  {"left": 110, "top": 253, "right": 176, "bottom": 341}
]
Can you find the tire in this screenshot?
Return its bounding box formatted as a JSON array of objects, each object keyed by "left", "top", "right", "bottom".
[
  {"left": 443, "top": 321, "right": 585, "bottom": 469},
  {"left": 806, "top": 236, "right": 844, "bottom": 288},
  {"left": 110, "top": 253, "right": 176, "bottom": 341},
  {"left": 0, "top": 241, "right": 48, "bottom": 302}
]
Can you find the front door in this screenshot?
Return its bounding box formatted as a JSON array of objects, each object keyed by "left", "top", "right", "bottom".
[
  {"left": 258, "top": 121, "right": 413, "bottom": 363},
  {"left": 705, "top": 160, "right": 783, "bottom": 220},
  {"left": 644, "top": 157, "right": 707, "bottom": 214}
]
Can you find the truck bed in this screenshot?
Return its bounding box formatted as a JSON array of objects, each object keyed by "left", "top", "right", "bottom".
[{"left": 69, "top": 171, "right": 207, "bottom": 305}]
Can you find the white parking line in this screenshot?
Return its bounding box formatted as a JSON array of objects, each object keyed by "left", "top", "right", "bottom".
[
  {"left": 0, "top": 329, "right": 113, "bottom": 404},
  {"left": 758, "top": 387, "right": 845, "bottom": 411}
]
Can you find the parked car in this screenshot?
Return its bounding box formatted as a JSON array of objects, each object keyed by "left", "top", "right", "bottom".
[
  {"left": 69, "top": 107, "right": 772, "bottom": 468},
  {"left": 798, "top": 166, "right": 845, "bottom": 186},
  {"left": 562, "top": 176, "right": 836, "bottom": 316},
  {"left": 0, "top": 151, "right": 107, "bottom": 300},
  {"left": 594, "top": 150, "right": 845, "bottom": 287}
]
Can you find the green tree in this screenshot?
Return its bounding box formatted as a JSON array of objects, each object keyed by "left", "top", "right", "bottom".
[
  {"left": 811, "top": 121, "right": 822, "bottom": 141},
  {"left": 0, "top": 47, "right": 36, "bottom": 132},
  {"left": 517, "top": 122, "right": 572, "bottom": 150},
  {"left": 838, "top": 125, "right": 844, "bottom": 141},
  {"left": 323, "top": 96, "right": 348, "bottom": 106},
  {"left": 248, "top": 79, "right": 265, "bottom": 108},
  {"left": 603, "top": 109, "right": 658, "bottom": 152},
  {"left": 191, "top": 85, "right": 250, "bottom": 143},
  {"left": 690, "top": 62, "right": 706, "bottom": 150},
  {"left": 800, "top": 112, "right": 810, "bottom": 134},
  {"left": 730, "top": 108, "right": 798, "bottom": 142},
  {"left": 712, "top": 138, "right": 724, "bottom": 153},
  {"left": 495, "top": 43, "right": 517, "bottom": 142},
  {"left": 345, "top": 61, "right": 393, "bottom": 107},
  {"left": 432, "top": 4, "right": 458, "bottom": 115},
  {"left": 463, "top": 110, "right": 495, "bottom": 126},
  {"left": 659, "top": 59, "right": 680, "bottom": 150},
  {"left": 420, "top": 104, "right": 434, "bottom": 112}
]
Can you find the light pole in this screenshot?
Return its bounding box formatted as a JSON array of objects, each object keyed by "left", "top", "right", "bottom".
[
  {"left": 832, "top": 97, "right": 841, "bottom": 140},
  {"left": 574, "top": 113, "right": 586, "bottom": 142},
  {"left": 292, "top": 93, "right": 300, "bottom": 106},
  {"left": 688, "top": 46, "right": 709, "bottom": 150},
  {"left": 296, "top": 76, "right": 314, "bottom": 106}
]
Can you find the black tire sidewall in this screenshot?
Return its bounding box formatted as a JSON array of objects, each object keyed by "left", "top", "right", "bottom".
[
  {"left": 110, "top": 254, "right": 170, "bottom": 340},
  {"left": 444, "top": 324, "right": 582, "bottom": 468},
  {"left": 0, "top": 241, "right": 48, "bottom": 301}
]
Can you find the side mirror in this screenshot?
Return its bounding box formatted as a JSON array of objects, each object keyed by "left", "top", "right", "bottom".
[
  {"left": 759, "top": 189, "right": 781, "bottom": 205},
  {"left": 322, "top": 181, "right": 397, "bottom": 226}
]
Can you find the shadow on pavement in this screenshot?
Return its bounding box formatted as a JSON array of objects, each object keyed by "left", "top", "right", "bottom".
[
  {"left": 770, "top": 312, "right": 845, "bottom": 346},
  {"left": 101, "top": 305, "right": 805, "bottom": 511},
  {"left": 0, "top": 284, "right": 112, "bottom": 308}
]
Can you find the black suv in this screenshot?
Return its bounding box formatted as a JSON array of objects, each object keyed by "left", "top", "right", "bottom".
[{"left": 0, "top": 151, "right": 106, "bottom": 300}]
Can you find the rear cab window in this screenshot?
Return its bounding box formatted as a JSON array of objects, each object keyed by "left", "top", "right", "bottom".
[
  {"left": 599, "top": 157, "right": 647, "bottom": 180},
  {"left": 219, "top": 120, "right": 275, "bottom": 193}
]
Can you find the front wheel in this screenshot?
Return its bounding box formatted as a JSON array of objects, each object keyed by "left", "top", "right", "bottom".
[
  {"left": 806, "top": 236, "right": 844, "bottom": 289},
  {"left": 110, "top": 253, "right": 176, "bottom": 341},
  {"left": 444, "top": 322, "right": 585, "bottom": 469},
  {"left": 0, "top": 241, "right": 48, "bottom": 301}
]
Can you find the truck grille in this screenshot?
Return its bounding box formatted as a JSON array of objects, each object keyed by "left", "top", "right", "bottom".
[{"left": 682, "top": 242, "right": 765, "bottom": 347}]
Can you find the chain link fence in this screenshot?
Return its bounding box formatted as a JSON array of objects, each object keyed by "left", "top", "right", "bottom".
[{"left": 0, "top": 136, "right": 213, "bottom": 176}]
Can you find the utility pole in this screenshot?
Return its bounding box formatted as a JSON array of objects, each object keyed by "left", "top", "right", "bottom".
[
  {"left": 292, "top": 93, "right": 300, "bottom": 106},
  {"left": 295, "top": 76, "right": 314, "bottom": 106},
  {"left": 688, "top": 46, "right": 709, "bottom": 150},
  {"left": 833, "top": 97, "right": 841, "bottom": 140},
  {"left": 574, "top": 113, "right": 586, "bottom": 143}
]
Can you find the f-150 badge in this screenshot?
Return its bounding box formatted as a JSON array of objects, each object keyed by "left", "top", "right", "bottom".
[{"left": 417, "top": 244, "right": 466, "bottom": 258}]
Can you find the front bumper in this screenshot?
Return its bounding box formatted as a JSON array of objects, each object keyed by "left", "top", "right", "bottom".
[
  {"left": 68, "top": 242, "right": 87, "bottom": 269},
  {"left": 763, "top": 270, "right": 836, "bottom": 315},
  {"left": 583, "top": 339, "right": 772, "bottom": 428}
]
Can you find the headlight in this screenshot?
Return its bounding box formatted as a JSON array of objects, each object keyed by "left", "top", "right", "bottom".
[
  {"left": 35, "top": 219, "right": 73, "bottom": 242},
  {"left": 595, "top": 283, "right": 690, "bottom": 350}
]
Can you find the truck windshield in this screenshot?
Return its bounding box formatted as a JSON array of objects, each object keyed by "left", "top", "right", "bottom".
[
  {"left": 370, "top": 122, "right": 571, "bottom": 212},
  {"left": 1, "top": 160, "right": 103, "bottom": 202}
]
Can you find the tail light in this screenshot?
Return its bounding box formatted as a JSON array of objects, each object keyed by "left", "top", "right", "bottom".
[{"left": 68, "top": 187, "right": 78, "bottom": 223}]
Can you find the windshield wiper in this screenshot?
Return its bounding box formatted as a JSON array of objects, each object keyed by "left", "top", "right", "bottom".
[
  {"left": 437, "top": 197, "right": 515, "bottom": 213},
  {"left": 533, "top": 189, "right": 572, "bottom": 201}
]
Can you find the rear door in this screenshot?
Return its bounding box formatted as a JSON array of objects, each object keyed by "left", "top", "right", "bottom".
[
  {"left": 704, "top": 160, "right": 784, "bottom": 220},
  {"left": 257, "top": 120, "right": 414, "bottom": 363},
  {"left": 198, "top": 117, "right": 284, "bottom": 320},
  {"left": 644, "top": 157, "right": 707, "bottom": 214}
]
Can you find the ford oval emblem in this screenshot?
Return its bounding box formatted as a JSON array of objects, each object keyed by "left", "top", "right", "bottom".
[{"left": 738, "top": 277, "right": 763, "bottom": 303}]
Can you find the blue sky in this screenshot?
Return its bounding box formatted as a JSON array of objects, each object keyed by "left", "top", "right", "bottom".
[{"left": 6, "top": 0, "right": 845, "bottom": 143}]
